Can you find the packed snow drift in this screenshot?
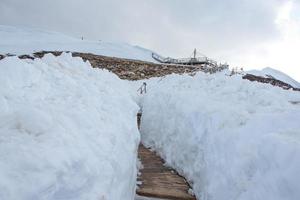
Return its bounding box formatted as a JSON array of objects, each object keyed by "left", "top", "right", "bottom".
[
  {"left": 139, "top": 72, "right": 300, "bottom": 200},
  {"left": 0, "top": 25, "right": 154, "bottom": 62},
  {"left": 0, "top": 53, "right": 140, "bottom": 200}
]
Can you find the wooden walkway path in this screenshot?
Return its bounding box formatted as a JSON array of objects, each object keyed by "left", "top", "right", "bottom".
[
  {"left": 136, "top": 144, "right": 196, "bottom": 199},
  {"left": 136, "top": 114, "right": 196, "bottom": 200}
]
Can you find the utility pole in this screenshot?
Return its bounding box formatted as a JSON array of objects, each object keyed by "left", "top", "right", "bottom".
[{"left": 193, "top": 48, "right": 197, "bottom": 59}]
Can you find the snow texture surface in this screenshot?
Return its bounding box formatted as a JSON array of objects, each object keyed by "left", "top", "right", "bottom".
[
  {"left": 140, "top": 72, "right": 300, "bottom": 200},
  {"left": 0, "top": 53, "right": 140, "bottom": 200},
  {"left": 0, "top": 25, "right": 155, "bottom": 62}
]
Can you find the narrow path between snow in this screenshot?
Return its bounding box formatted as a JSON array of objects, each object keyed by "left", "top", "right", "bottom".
[{"left": 136, "top": 114, "right": 196, "bottom": 200}]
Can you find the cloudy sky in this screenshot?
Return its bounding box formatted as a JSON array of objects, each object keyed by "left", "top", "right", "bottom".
[{"left": 1, "top": 0, "right": 300, "bottom": 81}]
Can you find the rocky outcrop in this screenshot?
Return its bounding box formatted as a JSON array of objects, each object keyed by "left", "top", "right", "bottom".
[
  {"left": 243, "top": 74, "right": 300, "bottom": 91},
  {"left": 71, "top": 52, "right": 206, "bottom": 80}
]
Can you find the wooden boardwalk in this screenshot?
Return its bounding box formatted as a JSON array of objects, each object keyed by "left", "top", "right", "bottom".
[{"left": 136, "top": 144, "right": 196, "bottom": 200}]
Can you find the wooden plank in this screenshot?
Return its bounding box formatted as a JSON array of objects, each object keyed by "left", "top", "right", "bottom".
[{"left": 137, "top": 145, "right": 196, "bottom": 200}]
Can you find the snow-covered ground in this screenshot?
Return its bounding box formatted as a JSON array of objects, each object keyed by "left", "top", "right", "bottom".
[
  {"left": 1, "top": 24, "right": 300, "bottom": 200},
  {"left": 248, "top": 67, "right": 300, "bottom": 88},
  {"left": 0, "top": 53, "right": 140, "bottom": 200},
  {"left": 0, "top": 25, "right": 155, "bottom": 62},
  {"left": 139, "top": 72, "right": 300, "bottom": 200}
]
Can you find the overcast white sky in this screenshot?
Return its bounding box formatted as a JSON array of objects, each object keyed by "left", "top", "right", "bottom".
[{"left": 0, "top": 0, "right": 300, "bottom": 81}]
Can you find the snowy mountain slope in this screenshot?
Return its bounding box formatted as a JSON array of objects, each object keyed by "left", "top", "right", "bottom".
[
  {"left": 0, "top": 25, "right": 155, "bottom": 62},
  {"left": 138, "top": 72, "right": 300, "bottom": 200},
  {"left": 248, "top": 67, "right": 300, "bottom": 88},
  {"left": 1, "top": 25, "right": 299, "bottom": 87},
  {"left": 0, "top": 54, "right": 140, "bottom": 200}
]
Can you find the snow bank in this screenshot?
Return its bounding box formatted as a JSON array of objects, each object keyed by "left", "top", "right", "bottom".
[
  {"left": 0, "top": 53, "right": 140, "bottom": 200},
  {"left": 140, "top": 73, "right": 300, "bottom": 200},
  {"left": 0, "top": 25, "right": 155, "bottom": 62}
]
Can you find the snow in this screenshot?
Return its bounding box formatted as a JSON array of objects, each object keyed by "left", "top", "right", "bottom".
[
  {"left": 2, "top": 24, "right": 300, "bottom": 200},
  {"left": 0, "top": 53, "right": 140, "bottom": 200},
  {"left": 139, "top": 72, "right": 300, "bottom": 200},
  {"left": 248, "top": 67, "right": 300, "bottom": 88},
  {"left": 0, "top": 25, "right": 155, "bottom": 62}
]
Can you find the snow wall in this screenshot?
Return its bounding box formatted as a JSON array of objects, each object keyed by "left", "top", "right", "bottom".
[
  {"left": 140, "top": 73, "right": 300, "bottom": 200},
  {"left": 0, "top": 53, "right": 140, "bottom": 200}
]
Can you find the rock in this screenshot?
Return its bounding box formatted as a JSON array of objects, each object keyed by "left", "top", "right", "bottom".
[{"left": 18, "top": 55, "right": 34, "bottom": 60}]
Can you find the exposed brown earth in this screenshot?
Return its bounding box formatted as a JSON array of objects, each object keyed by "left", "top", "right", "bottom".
[{"left": 242, "top": 74, "right": 300, "bottom": 92}]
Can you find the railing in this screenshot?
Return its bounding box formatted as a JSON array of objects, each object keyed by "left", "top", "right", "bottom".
[
  {"left": 152, "top": 52, "right": 229, "bottom": 74},
  {"left": 152, "top": 52, "right": 218, "bottom": 66}
]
